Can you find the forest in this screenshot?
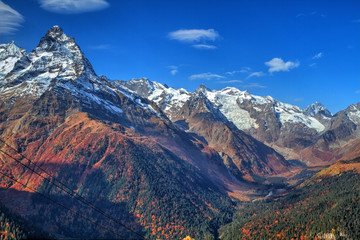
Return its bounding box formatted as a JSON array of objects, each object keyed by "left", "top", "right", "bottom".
[{"left": 219, "top": 171, "right": 360, "bottom": 239}]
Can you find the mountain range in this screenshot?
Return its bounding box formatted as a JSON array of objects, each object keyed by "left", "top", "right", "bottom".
[{"left": 0, "top": 26, "right": 359, "bottom": 239}]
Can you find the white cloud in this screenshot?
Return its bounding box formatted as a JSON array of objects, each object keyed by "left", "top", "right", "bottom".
[
  {"left": 312, "top": 52, "right": 323, "bottom": 59},
  {"left": 296, "top": 13, "right": 305, "bottom": 18},
  {"left": 0, "top": 1, "right": 24, "bottom": 35},
  {"left": 225, "top": 67, "right": 251, "bottom": 75},
  {"left": 168, "top": 29, "right": 219, "bottom": 43},
  {"left": 189, "top": 72, "right": 225, "bottom": 81},
  {"left": 89, "top": 44, "right": 110, "bottom": 50},
  {"left": 168, "top": 65, "right": 179, "bottom": 75},
  {"left": 218, "top": 80, "right": 243, "bottom": 83},
  {"left": 298, "top": 12, "right": 326, "bottom": 18},
  {"left": 247, "top": 71, "right": 265, "bottom": 79},
  {"left": 241, "top": 83, "right": 266, "bottom": 89},
  {"left": 192, "top": 44, "right": 217, "bottom": 49},
  {"left": 265, "top": 58, "right": 300, "bottom": 73},
  {"left": 309, "top": 63, "right": 317, "bottom": 67},
  {"left": 39, "top": 0, "right": 109, "bottom": 14}
]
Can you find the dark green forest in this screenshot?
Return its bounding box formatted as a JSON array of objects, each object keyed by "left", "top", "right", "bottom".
[{"left": 219, "top": 171, "right": 360, "bottom": 240}]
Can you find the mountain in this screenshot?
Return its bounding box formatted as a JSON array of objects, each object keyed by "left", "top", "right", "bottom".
[
  {"left": 0, "top": 26, "right": 297, "bottom": 239},
  {"left": 114, "top": 78, "right": 330, "bottom": 160},
  {"left": 0, "top": 41, "right": 26, "bottom": 78},
  {"left": 300, "top": 103, "right": 360, "bottom": 164},
  {"left": 114, "top": 79, "right": 292, "bottom": 180},
  {"left": 1, "top": 25, "right": 359, "bottom": 239},
  {"left": 116, "top": 78, "right": 360, "bottom": 167},
  {"left": 304, "top": 102, "right": 332, "bottom": 118},
  {"left": 0, "top": 26, "right": 241, "bottom": 239}
]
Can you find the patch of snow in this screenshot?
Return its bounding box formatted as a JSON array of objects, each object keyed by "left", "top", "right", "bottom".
[
  {"left": 0, "top": 56, "right": 19, "bottom": 75},
  {"left": 348, "top": 105, "right": 360, "bottom": 124}
]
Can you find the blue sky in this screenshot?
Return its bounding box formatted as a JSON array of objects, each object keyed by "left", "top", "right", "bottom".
[{"left": 0, "top": 0, "right": 359, "bottom": 113}]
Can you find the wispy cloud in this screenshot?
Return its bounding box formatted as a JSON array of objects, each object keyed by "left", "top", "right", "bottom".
[
  {"left": 0, "top": 1, "right": 24, "bottom": 35},
  {"left": 312, "top": 52, "right": 323, "bottom": 59},
  {"left": 265, "top": 58, "right": 300, "bottom": 73},
  {"left": 356, "top": 90, "right": 360, "bottom": 94},
  {"left": 294, "top": 97, "right": 304, "bottom": 102},
  {"left": 296, "top": 13, "right": 306, "bottom": 18},
  {"left": 169, "top": 29, "right": 219, "bottom": 42},
  {"left": 192, "top": 44, "right": 217, "bottom": 49},
  {"left": 241, "top": 83, "right": 266, "bottom": 89},
  {"left": 168, "top": 65, "right": 179, "bottom": 75},
  {"left": 89, "top": 44, "right": 111, "bottom": 50},
  {"left": 297, "top": 12, "right": 326, "bottom": 18},
  {"left": 38, "top": 0, "right": 109, "bottom": 14},
  {"left": 309, "top": 63, "right": 317, "bottom": 67},
  {"left": 247, "top": 71, "right": 265, "bottom": 79},
  {"left": 218, "top": 80, "right": 243, "bottom": 84},
  {"left": 169, "top": 29, "right": 220, "bottom": 49},
  {"left": 353, "top": 19, "right": 360, "bottom": 23},
  {"left": 225, "top": 67, "right": 251, "bottom": 75},
  {"left": 189, "top": 72, "right": 225, "bottom": 81}
]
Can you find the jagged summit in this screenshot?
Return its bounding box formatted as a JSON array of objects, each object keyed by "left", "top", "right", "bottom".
[
  {"left": 0, "top": 25, "right": 103, "bottom": 100},
  {"left": 0, "top": 41, "right": 26, "bottom": 78},
  {"left": 45, "top": 25, "right": 64, "bottom": 38},
  {"left": 195, "top": 84, "right": 211, "bottom": 93},
  {"left": 304, "top": 102, "right": 332, "bottom": 118}
]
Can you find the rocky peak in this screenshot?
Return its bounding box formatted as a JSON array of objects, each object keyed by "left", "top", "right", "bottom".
[
  {"left": 304, "top": 102, "right": 332, "bottom": 118},
  {"left": 35, "top": 25, "right": 83, "bottom": 60},
  {"left": 114, "top": 78, "right": 156, "bottom": 98},
  {"left": 0, "top": 41, "right": 26, "bottom": 60},
  {"left": 195, "top": 84, "right": 211, "bottom": 94},
  {"left": 0, "top": 41, "right": 26, "bottom": 78}
]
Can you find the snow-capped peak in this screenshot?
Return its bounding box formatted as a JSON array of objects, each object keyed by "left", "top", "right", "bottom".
[
  {"left": 304, "top": 102, "right": 332, "bottom": 117},
  {"left": 195, "top": 85, "right": 325, "bottom": 132},
  {"left": 0, "top": 25, "right": 102, "bottom": 100},
  {"left": 0, "top": 41, "right": 26, "bottom": 78}
]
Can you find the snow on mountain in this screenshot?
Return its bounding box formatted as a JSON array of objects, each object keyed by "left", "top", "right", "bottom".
[
  {"left": 113, "top": 78, "right": 191, "bottom": 119},
  {"left": 199, "top": 86, "right": 325, "bottom": 133},
  {"left": 304, "top": 102, "right": 332, "bottom": 118},
  {"left": 346, "top": 103, "right": 360, "bottom": 125},
  {"left": 0, "top": 41, "right": 26, "bottom": 78},
  {"left": 0, "top": 26, "right": 164, "bottom": 120},
  {"left": 116, "top": 78, "right": 327, "bottom": 138}
]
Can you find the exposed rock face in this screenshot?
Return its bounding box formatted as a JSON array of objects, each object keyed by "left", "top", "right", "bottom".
[
  {"left": 116, "top": 78, "right": 360, "bottom": 166},
  {"left": 116, "top": 79, "right": 291, "bottom": 178},
  {"left": 115, "top": 79, "right": 329, "bottom": 154},
  {"left": 172, "top": 88, "right": 290, "bottom": 178},
  {"left": 304, "top": 102, "right": 332, "bottom": 118}
]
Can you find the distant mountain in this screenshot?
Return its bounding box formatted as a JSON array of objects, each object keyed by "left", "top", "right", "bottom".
[
  {"left": 0, "top": 41, "right": 26, "bottom": 78},
  {"left": 115, "top": 79, "right": 329, "bottom": 160},
  {"left": 304, "top": 102, "right": 332, "bottom": 118},
  {"left": 114, "top": 79, "right": 291, "bottom": 180},
  {"left": 116, "top": 78, "right": 360, "bottom": 166},
  {"left": 300, "top": 103, "right": 360, "bottom": 164}
]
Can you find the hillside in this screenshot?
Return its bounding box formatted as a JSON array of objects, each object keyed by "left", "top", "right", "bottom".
[{"left": 219, "top": 169, "right": 360, "bottom": 239}]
